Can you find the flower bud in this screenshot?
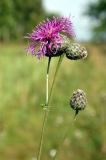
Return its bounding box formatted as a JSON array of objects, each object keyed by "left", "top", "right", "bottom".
[
  {"left": 66, "top": 43, "right": 88, "bottom": 60},
  {"left": 70, "top": 89, "right": 87, "bottom": 115}
]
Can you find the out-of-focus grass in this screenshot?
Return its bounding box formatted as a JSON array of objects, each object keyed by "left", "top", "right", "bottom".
[{"left": 0, "top": 44, "right": 106, "bottom": 160}]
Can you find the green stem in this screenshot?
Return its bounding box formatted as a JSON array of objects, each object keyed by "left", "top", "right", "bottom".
[
  {"left": 48, "top": 54, "right": 64, "bottom": 106},
  {"left": 37, "top": 57, "right": 51, "bottom": 160},
  {"left": 37, "top": 54, "right": 64, "bottom": 160}
]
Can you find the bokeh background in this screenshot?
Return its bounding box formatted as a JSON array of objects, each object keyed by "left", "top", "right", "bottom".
[{"left": 0, "top": 0, "right": 106, "bottom": 159}]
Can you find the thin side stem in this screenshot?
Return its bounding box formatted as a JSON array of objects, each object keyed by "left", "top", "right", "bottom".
[
  {"left": 48, "top": 54, "right": 64, "bottom": 106},
  {"left": 37, "top": 57, "right": 51, "bottom": 160},
  {"left": 54, "top": 118, "right": 76, "bottom": 160}
]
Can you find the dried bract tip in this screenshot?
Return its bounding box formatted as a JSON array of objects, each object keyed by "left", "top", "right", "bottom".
[
  {"left": 70, "top": 89, "right": 87, "bottom": 114},
  {"left": 66, "top": 43, "right": 88, "bottom": 60}
]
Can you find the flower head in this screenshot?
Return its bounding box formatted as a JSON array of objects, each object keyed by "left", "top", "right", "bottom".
[{"left": 25, "top": 17, "right": 75, "bottom": 59}]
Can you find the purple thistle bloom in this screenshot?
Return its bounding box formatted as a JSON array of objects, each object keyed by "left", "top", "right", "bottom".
[{"left": 25, "top": 17, "right": 75, "bottom": 59}]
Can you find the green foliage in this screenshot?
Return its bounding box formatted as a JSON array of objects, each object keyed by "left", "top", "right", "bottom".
[
  {"left": 0, "top": 0, "right": 46, "bottom": 42},
  {"left": 0, "top": 44, "right": 106, "bottom": 159},
  {"left": 86, "top": 0, "right": 106, "bottom": 42}
]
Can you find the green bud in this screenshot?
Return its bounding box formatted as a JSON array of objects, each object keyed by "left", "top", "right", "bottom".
[
  {"left": 66, "top": 43, "right": 88, "bottom": 60},
  {"left": 70, "top": 89, "right": 87, "bottom": 115}
]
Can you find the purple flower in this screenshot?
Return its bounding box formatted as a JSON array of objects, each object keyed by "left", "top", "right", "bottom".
[{"left": 25, "top": 17, "right": 75, "bottom": 59}]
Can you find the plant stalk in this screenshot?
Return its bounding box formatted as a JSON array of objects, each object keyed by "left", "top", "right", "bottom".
[
  {"left": 37, "top": 57, "right": 51, "bottom": 160},
  {"left": 48, "top": 54, "right": 64, "bottom": 106},
  {"left": 37, "top": 54, "right": 64, "bottom": 160}
]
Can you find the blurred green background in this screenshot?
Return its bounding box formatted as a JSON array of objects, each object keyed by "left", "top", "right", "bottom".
[{"left": 0, "top": 0, "right": 106, "bottom": 160}]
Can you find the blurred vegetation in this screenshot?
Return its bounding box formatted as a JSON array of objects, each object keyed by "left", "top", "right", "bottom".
[
  {"left": 86, "top": 0, "right": 106, "bottom": 42},
  {"left": 0, "top": 44, "right": 106, "bottom": 159},
  {"left": 0, "top": 0, "right": 46, "bottom": 42},
  {"left": 0, "top": 0, "right": 58, "bottom": 42}
]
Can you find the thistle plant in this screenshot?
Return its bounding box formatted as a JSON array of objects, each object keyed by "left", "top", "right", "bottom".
[{"left": 25, "top": 16, "right": 88, "bottom": 160}]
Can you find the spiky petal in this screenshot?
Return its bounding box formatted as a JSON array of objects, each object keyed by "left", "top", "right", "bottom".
[{"left": 25, "top": 17, "right": 75, "bottom": 59}]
